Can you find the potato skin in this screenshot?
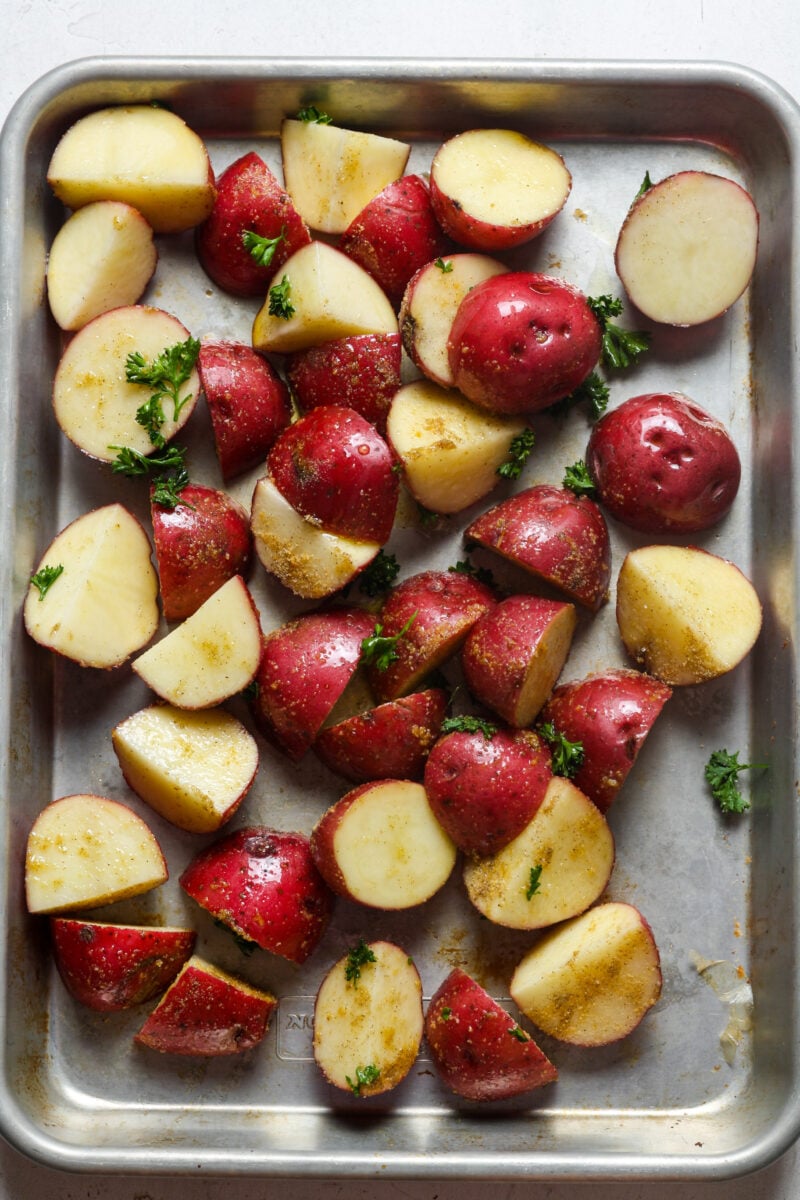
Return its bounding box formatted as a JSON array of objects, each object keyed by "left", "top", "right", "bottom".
[
  {"left": 314, "top": 688, "right": 448, "bottom": 783},
  {"left": 285, "top": 332, "right": 402, "bottom": 434},
  {"left": 586, "top": 392, "right": 741, "bottom": 532}
]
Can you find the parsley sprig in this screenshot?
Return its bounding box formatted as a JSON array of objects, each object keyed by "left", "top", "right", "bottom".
[
  {"left": 297, "top": 105, "right": 332, "bottom": 124},
  {"left": 556, "top": 371, "right": 610, "bottom": 421},
  {"left": 268, "top": 275, "right": 295, "bottom": 319},
  {"left": 109, "top": 444, "right": 192, "bottom": 510},
  {"left": 705, "top": 748, "right": 766, "bottom": 815},
  {"left": 346, "top": 1064, "right": 380, "bottom": 1096},
  {"left": 525, "top": 864, "right": 543, "bottom": 900},
  {"left": 360, "top": 612, "right": 416, "bottom": 671},
  {"left": 30, "top": 563, "right": 64, "bottom": 601},
  {"left": 563, "top": 459, "right": 596, "bottom": 497},
  {"left": 344, "top": 939, "right": 377, "bottom": 986},
  {"left": 242, "top": 227, "right": 285, "bottom": 269},
  {"left": 588, "top": 295, "right": 650, "bottom": 370},
  {"left": 537, "top": 721, "right": 585, "bottom": 779},
  {"left": 357, "top": 550, "right": 400, "bottom": 599},
  {"left": 440, "top": 715, "right": 498, "bottom": 739},
  {"left": 448, "top": 559, "right": 496, "bottom": 589},
  {"left": 497, "top": 427, "right": 536, "bottom": 480},
  {"left": 125, "top": 336, "right": 200, "bottom": 447}
]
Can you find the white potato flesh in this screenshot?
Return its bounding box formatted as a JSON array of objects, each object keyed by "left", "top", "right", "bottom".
[
  {"left": 47, "top": 105, "right": 215, "bottom": 234},
  {"left": 252, "top": 241, "right": 398, "bottom": 354},
  {"left": 505, "top": 604, "right": 578, "bottom": 727},
  {"left": 331, "top": 781, "right": 457, "bottom": 909},
  {"left": 464, "top": 777, "right": 614, "bottom": 929},
  {"left": 52, "top": 305, "right": 198, "bottom": 462},
  {"left": 510, "top": 901, "right": 662, "bottom": 1046},
  {"left": 615, "top": 171, "right": 758, "bottom": 326},
  {"left": 400, "top": 254, "right": 507, "bottom": 387},
  {"left": 616, "top": 544, "right": 762, "bottom": 686},
  {"left": 23, "top": 502, "right": 159, "bottom": 669},
  {"left": 432, "top": 129, "right": 572, "bottom": 228},
  {"left": 132, "top": 576, "right": 262, "bottom": 709},
  {"left": 251, "top": 476, "right": 379, "bottom": 600},
  {"left": 25, "top": 793, "right": 167, "bottom": 915},
  {"left": 46, "top": 201, "right": 157, "bottom": 331},
  {"left": 313, "top": 941, "right": 423, "bottom": 1095},
  {"left": 387, "top": 380, "right": 527, "bottom": 514},
  {"left": 281, "top": 119, "right": 410, "bottom": 234},
  {"left": 112, "top": 705, "right": 259, "bottom": 834}
]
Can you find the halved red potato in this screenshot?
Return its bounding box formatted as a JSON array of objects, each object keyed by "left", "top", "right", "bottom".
[
  {"left": 47, "top": 104, "right": 216, "bottom": 233},
  {"left": 425, "top": 968, "right": 557, "bottom": 1101},
  {"left": 510, "top": 901, "right": 662, "bottom": 1046},
  {"left": 615, "top": 170, "right": 759, "bottom": 326},
  {"left": 463, "top": 776, "right": 615, "bottom": 929},
  {"left": 313, "top": 940, "right": 423, "bottom": 1096},
  {"left": 424, "top": 727, "right": 552, "bottom": 857},
  {"left": 134, "top": 956, "right": 277, "bottom": 1056},
  {"left": 285, "top": 332, "right": 402, "bottom": 434},
  {"left": 180, "top": 827, "right": 334, "bottom": 964},
  {"left": 310, "top": 780, "right": 457, "bottom": 909},
  {"left": 50, "top": 918, "right": 195, "bottom": 1012},
  {"left": 465, "top": 484, "right": 611, "bottom": 612},
  {"left": 429, "top": 129, "right": 572, "bottom": 251},
  {"left": 314, "top": 688, "right": 448, "bottom": 783},
  {"left": 461, "top": 594, "right": 577, "bottom": 727},
  {"left": 616, "top": 544, "right": 762, "bottom": 685},
  {"left": 540, "top": 668, "right": 672, "bottom": 813},
  {"left": 46, "top": 200, "right": 157, "bottom": 331}
]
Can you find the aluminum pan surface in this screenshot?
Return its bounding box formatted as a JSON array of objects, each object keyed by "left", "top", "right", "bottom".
[{"left": 0, "top": 57, "right": 799, "bottom": 1180}]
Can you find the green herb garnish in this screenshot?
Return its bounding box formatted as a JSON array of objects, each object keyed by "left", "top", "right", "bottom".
[
  {"left": 588, "top": 295, "right": 650, "bottom": 371},
  {"left": 346, "top": 1064, "right": 380, "bottom": 1095},
  {"left": 297, "top": 105, "right": 332, "bottom": 124},
  {"left": 434, "top": 257, "right": 453, "bottom": 272},
  {"left": 344, "top": 939, "right": 377, "bottom": 986},
  {"left": 357, "top": 550, "right": 400, "bottom": 599},
  {"left": 109, "top": 443, "right": 188, "bottom": 478},
  {"left": 705, "top": 748, "right": 766, "bottom": 815},
  {"left": 441, "top": 1007, "right": 453, "bottom": 1021},
  {"left": 537, "top": 721, "right": 585, "bottom": 779},
  {"left": 509, "top": 1024, "right": 528, "bottom": 1042},
  {"left": 242, "top": 227, "right": 285, "bottom": 269},
  {"left": 30, "top": 563, "right": 64, "bottom": 601},
  {"left": 125, "top": 336, "right": 200, "bottom": 434},
  {"left": 440, "top": 715, "right": 498, "bottom": 739},
  {"left": 556, "top": 371, "right": 611, "bottom": 421},
  {"left": 360, "top": 612, "right": 416, "bottom": 672},
  {"left": 448, "top": 559, "right": 496, "bottom": 589},
  {"left": 497, "top": 427, "right": 536, "bottom": 480},
  {"left": 562, "top": 459, "right": 596, "bottom": 497},
  {"left": 635, "top": 170, "right": 654, "bottom": 200},
  {"left": 525, "top": 864, "right": 543, "bottom": 900},
  {"left": 268, "top": 275, "right": 295, "bottom": 320}
]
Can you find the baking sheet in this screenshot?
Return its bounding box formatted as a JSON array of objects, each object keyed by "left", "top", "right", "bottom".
[{"left": 1, "top": 56, "right": 799, "bottom": 1180}]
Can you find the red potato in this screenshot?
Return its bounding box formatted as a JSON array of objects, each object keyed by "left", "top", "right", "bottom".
[
  {"left": 339, "top": 174, "right": 453, "bottom": 306},
  {"left": 447, "top": 272, "right": 602, "bottom": 415},
  {"left": 180, "top": 826, "right": 334, "bottom": 964},
  {"left": 461, "top": 595, "right": 578, "bottom": 728},
  {"left": 429, "top": 129, "right": 572, "bottom": 251},
  {"left": 195, "top": 151, "right": 311, "bottom": 296},
  {"left": 423, "top": 726, "right": 552, "bottom": 857},
  {"left": 586, "top": 392, "right": 742, "bottom": 533},
  {"left": 425, "top": 968, "right": 558, "bottom": 1101},
  {"left": 365, "top": 569, "right": 497, "bottom": 702},
  {"left": 615, "top": 170, "right": 759, "bottom": 326},
  {"left": 284, "top": 332, "right": 402, "bottom": 434},
  {"left": 310, "top": 780, "right": 457, "bottom": 910},
  {"left": 466, "top": 484, "right": 611, "bottom": 612},
  {"left": 267, "top": 404, "right": 399, "bottom": 544},
  {"left": 49, "top": 918, "right": 195, "bottom": 1012},
  {"left": 540, "top": 668, "right": 672, "bottom": 813},
  {"left": 251, "top": 607, "right": 375, "bottom": 761},
  {"left": 151, "top": 483, "right": 252, "bottom": 621},
  {"left": 135, "top": 956, "right": 277, "bottom": 1056},
  {"left": 197, "top": 340, "right": 292, "bottom": 481},
  {"left": 314, "top": 688, "right": 448, "bottom": 783}
]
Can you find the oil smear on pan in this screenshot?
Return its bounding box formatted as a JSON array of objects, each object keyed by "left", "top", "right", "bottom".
[{"left": 691, "top": 951, "right": 754, "bottom": 1065}]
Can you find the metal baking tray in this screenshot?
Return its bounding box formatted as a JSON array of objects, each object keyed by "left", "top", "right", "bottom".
[{"left": 1, "top": 56, "right": 799, "bottom": 1181}]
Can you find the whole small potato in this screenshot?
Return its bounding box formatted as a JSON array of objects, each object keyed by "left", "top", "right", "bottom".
[{"left": 586, "top": 392, "right": 741, "bottom": 532}]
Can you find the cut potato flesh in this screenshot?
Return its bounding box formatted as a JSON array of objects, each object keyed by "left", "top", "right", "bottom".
[
  {"left": 313, "top": 941, "right": 423, "bottom": 1095},
  {"left": 616, "top": 544, "right": 762, "bottom": 685},
  {"left": 25, "top": 793, "right": 167, "bottom": 914},
  {"left": 464, "top": 776, "right": 614, "bottom": 929},
  {"left": 387, "top": 380, "right": 527, "bottom": 514},
  {"left": 52, "top": 305, "right": 198, "bottom": 462},
  {"left": 23, "top": 502, "right": 159, "bottom": 669}
]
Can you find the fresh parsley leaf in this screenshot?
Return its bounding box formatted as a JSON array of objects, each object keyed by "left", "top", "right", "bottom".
[
  {"left": 563, "top": 459, "right": 596, "bottom": 497},
  {"left": 151, "top": 464, "right": 191, "bottom": 509},
  {"left": 440, "top": 715, "right": 498, "bottom": 739},
  {"left": 635, "top": 170, "right": 654, "bottom": 200},
  {"left": 30, "top": 563, "right": 64, "bottom": 601},
  {"left": 509, "top": 1024, "right": 528, "bottom": 1042},
  {"left": 346, "top": 1063, "right": 380, "bottom": 1095},
  {"left": 537, "top": 721, "right": 585, "bottom": 779},
  {"left": 525, "top": 864, "right": 543, "bottom": 900},
  {"left": 268, "top": 275, "right": 295, "bottom": 319},
  {"left": 434, "top": 257, "right": 453, "bottom": 272},
  {"left": 705, "top": 748, "right": 766, "bottom": 815},
  {"left": 242, "top": 227, "right": 285, "bottom": 269},
  {"left": 555, "top": 371, "right": 610, "bottom": 421},
  {"left": 497, "top": 427, "right": 536, "bottom": 480},
  {"left": 297, "top": 105, "right": 332, "bottom": 124},
  {"left": 416, "top": 502, "right": 442, "bottom": 528},
  {"left": 135, "top": 395, "right": 167, "bottom": 448},
  {"left": 440, "top": 1007, "right": 453, "bottom": 1021},
  {"left": 344, "top": 939, "right": 377, "bottom": 986},
  {"left": 109, "top": 443, "right": 188, "bottom": 477},
  {"left": 448, "top": 559, "right": 496, "bottom": 589},
  {"left": 125, "top": 336, "right": 200, "bottom": 429},
  {"left": 357, "top": 550, "right": 400, "bottom": 599},
  {"left": 588, "top": 295, "right": 650, "bottom": 370},
  {"left": 360, "top": 612, "right": 416, "bottom": 672}
]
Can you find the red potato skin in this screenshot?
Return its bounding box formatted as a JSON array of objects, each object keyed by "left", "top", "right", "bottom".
[
  {"left": 339, "top": 174, "right": 453, "bottom": 307},
  {"left": 314, "top": 688, "right": 448, "bottom": 783},
  {"left": 425, "top": 968, "right": 558, "bottom": 1101},
  {"left": 423, "top": 727, "right": 552, "bottom": 857},
  {"left": 284, "top": 332, "right": 402, "bottom": 434},
  {"left": 366, "top": 569, "right": 497, "bottom": 702},
  {"left": 198, "top": 340, "right": 292, "bottom": 481},
  {"left": 466, "top": 484, "right": 612, "bottom": 612},
  {"left": 195, "top": 151, "right": 311, "bottom": 296},
  {"left": 447, "top": 272, "right": 602, "bottom": 415},
  {"left": 267, "top": 405, "right": 399, "bottom": 544},
  {"left": 586, "top": 392, "right": 742, "bottom": 533},
  {"left": 151, "top": 483, "right": 252, "bottom": 621},
  {"left": 539, "top": 668, "right": 672, "bottom": 813},
  {"left": 49, "top": 918, "right": 195, "bottom": 1012},
  {"left": 180, "top": 826, "right": 334, "bottom": 964},
  {"left": 251, "top": 607, "right": 375, "bottom": 761},
  {"left": 134, "top": 961, "right": 276, "bottom": 1056}
]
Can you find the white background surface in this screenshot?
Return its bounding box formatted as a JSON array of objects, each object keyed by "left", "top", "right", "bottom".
[{"left": 2, "top": 0, "right": 800, "bottom": 1197}]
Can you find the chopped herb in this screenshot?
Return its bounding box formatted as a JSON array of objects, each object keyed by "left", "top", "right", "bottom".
[
  {"left": 135, "top": 394, "right": 167, "bottom": 448},
  {"left": 635, "top": 170, "right": 654, "bottom": 200},
  {"left": 448, "top": 559, "right": 496, "bottom": 589},
  {"left": 705, "top": 748, "right": 766, "bottom": 815},
  {"left": 525, "top": 864, "right": 543, "bottom": 900},
  {"left": 151, "top": 464, "right": 191, "bottom": 509},
  {"left": 297, "top": 105, "right": 332, "bottom": 124},
  {"left": 346, "top": 1063, "right": 380, "bottom": 1095},
  {"left": 563, "top": 459, "right": 596, "bottom": 497},
  {"left": 357, "top": 550, "right": 400, "bottom": 598},
  {"left": 268, "top": 275, "right": 295, "bottom": 319},
  {"left": 537, "top": 721, "right": 585, "bottom": 779},
  {"left": 497, "top": 427, "right": 536, "bottom": 480},
  {"left": 556, "top": 371, "right": 610, "bottom": 421},
  {"left": 109, "top": 443, "right": 188, "bottom": 478},
  {"left": 242, "top": 227, "right": 285, "bottom": 269},
  {"left": 125, "top": 336, "right": 200, "bottom": 433},
  {"left": 30, "top": 563, "right": 64, "bottom": 601},
  {"left": 344, "top": 938, "right": 377, "bottom": 986},
  {"left": 440, "top": 715, "right": 498, "bottom": 739},
  {"left": 213, "top": 919, "right": 257, "bottom": 956},
  {"left": 588, "top": 295, "right": 650, "bottom": 371},
  {"left": 416, "top": 502, "right": 442, "bottom": 528},
  {"left": 441, "top": 1007, "right": 453, "bottom": 1021},
  {"left": 434, "top": 257, "right": 453, "bottom": 272},
  {"left": 360, "top": 612, "right": 416, "bottom": 672},
  {"left": 509, "top": 1024, "right": 528, "bottom": 1042}
]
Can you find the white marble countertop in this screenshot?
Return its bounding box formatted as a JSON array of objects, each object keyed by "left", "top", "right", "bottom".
[{"left": 2, "top": 0, "right": 799, "bottom": 1196}]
